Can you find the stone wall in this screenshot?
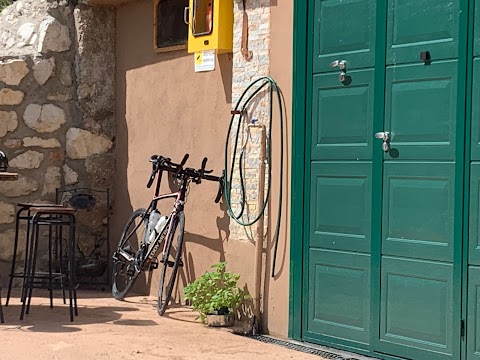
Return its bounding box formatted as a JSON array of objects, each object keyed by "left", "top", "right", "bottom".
[
  {"left": 229, "top": 0, "right": 271, "bottom": 242},
  {"left": 0, "top": 0, "right": 115, "bottom": 287}
]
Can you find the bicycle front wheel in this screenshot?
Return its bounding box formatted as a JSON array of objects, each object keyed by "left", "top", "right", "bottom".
[
  {"left": 157, "top": 211, "right": 185, "bottom": 316},
  {"left": 112, "top": 208, "right": 147, "bottom": 300}
]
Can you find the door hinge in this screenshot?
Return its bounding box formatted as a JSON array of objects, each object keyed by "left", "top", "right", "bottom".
[{"left": 461, "top": 319, "right": 465, "bottom": 338}]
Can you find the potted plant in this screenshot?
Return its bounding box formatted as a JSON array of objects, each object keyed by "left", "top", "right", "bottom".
[{"left": 184, "top": 262, "right": 248, "bottom": 327}]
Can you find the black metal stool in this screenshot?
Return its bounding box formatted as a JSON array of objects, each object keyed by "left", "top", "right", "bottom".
[
  {"left": 6, "top": 203, "right": 64, "bottom": 306},
  {"left": 19, "top": 207, "right": 78, "bottom": 322}
]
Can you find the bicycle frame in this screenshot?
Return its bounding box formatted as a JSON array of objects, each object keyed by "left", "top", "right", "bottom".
[{"left": 118, "top": 171, "right": 188, "bottom": 270}]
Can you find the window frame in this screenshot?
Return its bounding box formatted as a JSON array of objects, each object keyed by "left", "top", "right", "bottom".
[{"left": 153, "top": 0, "right": 188, "bottom": 53}]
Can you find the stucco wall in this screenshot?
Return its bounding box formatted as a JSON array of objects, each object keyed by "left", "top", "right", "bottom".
[
  {"left": 113, "top": 0, "right": 235, "bottom": 296},
  {"left": 113, "top": 0, "right": 294, "bottom": 338}
]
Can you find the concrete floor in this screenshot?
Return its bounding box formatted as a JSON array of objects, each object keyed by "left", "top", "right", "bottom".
[{"left": 0, "top": 289, "right": 326, "bottom": 360}]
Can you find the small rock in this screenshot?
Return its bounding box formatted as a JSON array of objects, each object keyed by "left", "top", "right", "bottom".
[
  {"left": 33, "top": 57, "right": 55, "bottom": 85},
  {"left": 9, "top": 150, "right": 44, "bottom": 169},
  {"left": 38, "top": 16, "right": 71, "bottom": 53},
  {"left": 0, "top": 111, "right": 18, "bottom": 137},
  {"left": 0, "top": 88, "right": 24, "bottom": 105},
  {"left": 0, "top": 59, "right": 29, "bottom": 86},
  {"left": 22, "top": 136, "right": 61, "bottom": 148},
  {"left": 63, "top": 164, "right": 78, "bottom": 185},
  {"left": 0, "top": 175, "right": 38, "bottom": 197},
  {"left": 4, "top": 139, "right": 22, "bottom": 149},
  {"left": 23, "top": 103, "right": 66, "bottom": 133},
  {"left": 66, "top": 128, "right": 112, "bottom": 159},
  {"left": 42, "top": 166, "right": 61, "bottom": 196}
]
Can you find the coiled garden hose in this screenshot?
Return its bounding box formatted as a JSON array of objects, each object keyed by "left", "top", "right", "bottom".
[{"left": 223, "top": 76, "right": 284, "bottom": 278}]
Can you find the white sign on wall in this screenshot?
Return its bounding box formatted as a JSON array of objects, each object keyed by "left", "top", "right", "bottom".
[{"left": 194, "top": 50, "right": 216, "bottom": 72}]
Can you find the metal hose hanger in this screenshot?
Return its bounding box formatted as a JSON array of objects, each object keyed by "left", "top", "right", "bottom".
[{"left": 223, "top": 76, "right": 284, "bottom": 278}]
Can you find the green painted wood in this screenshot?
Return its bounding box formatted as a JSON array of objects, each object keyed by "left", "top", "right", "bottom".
[
  {"left": 311, "top": 70, "right": 374, "bottom": 160},
  {"left": 471, "top": 59, "right": 480, "bottom": 160},
  {"left": 310, "top": 162, "right": 371, "bottom": 253},
  {"left": 384, "top": 61, "right": 458, "bottom": 161},
  {"left": 382, "top": 162, "right": 455, "bottom": 262},
  {"left": 379, "top": 256, "right": 454, "bottom": 360},
  {"left": 386, "top": 0, "right": 459, "bottom": 65},
  {"left": 306, "top": 249, "right": 371, "bottom": 346},
  {"left": 467, "top": 266, "right": 480, "bottom": 359},
  {"left": 313, "top": 0, "right": 376, "bottom": 73},
  {"left": 475, "top": 0, "right": 480, "bottom": 57},
  {"left": 289, "top": 0, "right": 309, "bottom": 340},
  {"left": 469, "top": 163, "right": 480, "bottom": 267}
]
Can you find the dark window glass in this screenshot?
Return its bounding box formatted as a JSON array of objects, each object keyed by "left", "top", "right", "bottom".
[{"left": 156, "top": 0, "right": 189, "bottom": 49}]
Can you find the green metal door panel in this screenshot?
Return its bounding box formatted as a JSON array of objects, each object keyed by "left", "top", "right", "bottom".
[
  {"left": 384, "top": 61, "right": 458, "bottom": 161},
  {"left": 306, "top": 249, "right": 370, "bottom": 346},
  {"left": 311, "top": 70, "right": 374, "bottom": 161},
  {"left": 386, "top": 0, "right": 459, "bottom": 65},
  {"left": 379, "top": 256, "right": 454, "bottom": 359},
  {"left": 469, "top": 163, "right": 480, "bottom": 266},
  {"left": 313, "top": 0, "right": 376, "bottom": 73},
  {"left": 475, "top": 0, "right": 480, "bottom": 57},
  {"left": 467, "top": 266, "right": 480, "bottom": 360},
  {"left": 310, "top": 162, "right": 371, "bottom": 253},
  {"left": 471, "top": 59, "right": 480, "bottom": 159},
  {"left": 382, "top": 162, "right": 455, "bottom": 262}
]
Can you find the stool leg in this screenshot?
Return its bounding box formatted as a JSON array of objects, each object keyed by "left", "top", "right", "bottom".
[
  {"left": 20, "top": 210, "right": 32, "bottom": 303},
  {"left": 25, "top": 216, "right": 40, "bottom": 317},
  {"left": 20, "top": 214, "right": 38, "bottom": 320},
  {"left": 58, "top": 224, "right": 66, "bottom": 304},
  {"left": 68, "top": 215, "right": 76, "bottom": 321},
  {"left": 6, "top": 208, "right": 24, "bottom": 306},
  {"left": 48, "top": 223, "right": 53, "bottom": 309},
  {"left": 71, "top": 216, "right": 78, "bottom": 317},
  {"left": 0, "top": 288, "right": 5, "bottom": 323}
]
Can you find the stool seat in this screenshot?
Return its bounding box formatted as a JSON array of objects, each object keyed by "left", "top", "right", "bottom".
[
  {"left": 30, "top": 207, "right": 76, "bottom": 214},
  {"left": 17, "top": 203, "right": 64, "bottom": 209}
]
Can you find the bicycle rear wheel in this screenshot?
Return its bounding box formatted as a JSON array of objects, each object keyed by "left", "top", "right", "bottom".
[
  {"left": 157, "top": 211, "right": 185, "bottom": 316},
  {"left": 112, "top": 208, "right": 147, "bottom": 300}
]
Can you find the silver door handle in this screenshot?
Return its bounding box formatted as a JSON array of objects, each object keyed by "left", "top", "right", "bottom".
[
  {"left": 330, "top": 60, "right": 347, "bottom": 70},
  {"left": 375, "top": 131, "right": 390, "bottom": 152},
  {"left": 375, "top": 131, "right": 390, "bottom": 141}
]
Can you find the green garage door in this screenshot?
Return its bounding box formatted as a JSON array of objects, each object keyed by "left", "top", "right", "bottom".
[{"left": 302, "top": 1, "right": 474, "bottom": 359}]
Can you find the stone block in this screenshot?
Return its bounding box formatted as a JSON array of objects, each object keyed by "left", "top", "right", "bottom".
[
  {"left": 0, "top": 88, "right": 24, "bottom": 105},
  {"left": 0, "top": 111, "right": 18, "bottom": 137},
  {"left": 66, "top": 128, "right": 112, "bottom": 159},
  {"left": 63, "top": 164, "right": 78, "bottom": 185},
  {"left": 42, "top": 166, "right": 61, "bottom": 196},
  {"left": 23, "top": 103, "right": 66, "bottom": 133},
  {"left": 33, "top": 57, "right": 55, "bottom": 85},
  {"left": 22, "top": 136, "right": 61, "bottom": 148},
  {"left": 0, "top": 175, "right": 38, "bottom": 197},
  {"left": 38, "top": 16, "right": 71, "bottom": 53},
  {"left": 0, "top": 201, "right": 15, "bottom": 224},
  {"left": 10, "top": 150, "right": 44, "bottom": 169},
  {"left": 0, "top": 59, "right": 29, "bottom": 86},
  {"left": 0, "top": 228, "right": 27, "bottom": 261}
]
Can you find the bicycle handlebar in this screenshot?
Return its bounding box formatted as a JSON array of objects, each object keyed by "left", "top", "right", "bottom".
[{"left": 146, "top": 154, "right": 224, "bottom": 202}]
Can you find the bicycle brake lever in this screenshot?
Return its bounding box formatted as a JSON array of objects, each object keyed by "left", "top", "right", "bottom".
[
  {"left": 214, "top": 170, "right": 225, "bottom": 203},
  {"left": 200, "top": 157, "right": 208, "bottom": 177}
]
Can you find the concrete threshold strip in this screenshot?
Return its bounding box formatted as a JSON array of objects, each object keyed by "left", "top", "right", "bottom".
[{"left": 241, "top": 334, "right": 377, "bottom": 360}]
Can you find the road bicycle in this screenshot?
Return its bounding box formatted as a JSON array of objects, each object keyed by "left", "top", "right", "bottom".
[{"left": 111, "top": 154, "right": 223, "bottom": 315}]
